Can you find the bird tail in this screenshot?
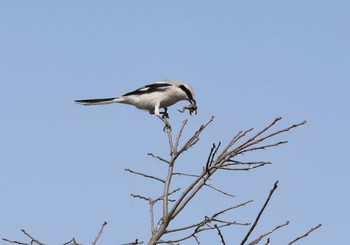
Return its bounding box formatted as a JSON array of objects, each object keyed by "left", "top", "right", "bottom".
[{"left": 75, "top": 97, "right": 121, "bottom": 106}]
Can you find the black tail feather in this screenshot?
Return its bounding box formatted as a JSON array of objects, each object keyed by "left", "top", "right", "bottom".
[{"left": 75, "top": 97, "right": 118, "bottom": 105}]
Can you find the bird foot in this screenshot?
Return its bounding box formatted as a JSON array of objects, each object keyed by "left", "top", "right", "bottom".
[
  {"left": 162, "top": 116, "right": 172, "bottom": 132},
  {"left": 160, "top": 107, "right": 170, "bottom": 119},
  {"left": 163, "top": 123, "right": 172, "bottom": 132}
]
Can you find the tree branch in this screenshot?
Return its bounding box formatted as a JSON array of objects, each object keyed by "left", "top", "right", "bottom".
[
  {"left": 240, "top": 181, "right": 279, "bottom": 245},
  {"left": 2, "top": 229, "right": 52, "bottom": 245},
  {"left": 287, "top": 224, "right": 322, "bottom": 245},
  {"left": 92, "top": 222, "right": 107, "bottom": 245},
  {"left": 247, "top": 221, "right": 289, "bottom": 245},
  {"left": 205, "top": 183, "right": 236, "bottom": 198},
  {"left": 214, "top": 224, "right": 226, "bottom": 245},
  {"left": 125, "top": 168, "right": 165, "bottom": 183},
  {"left": 147, "top": 153, "right": 170, "bottom": 165}
]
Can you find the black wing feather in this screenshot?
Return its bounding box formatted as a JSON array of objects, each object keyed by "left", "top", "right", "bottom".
[{"left": 123, "top": 83, "right": 172, "bottom": 96}]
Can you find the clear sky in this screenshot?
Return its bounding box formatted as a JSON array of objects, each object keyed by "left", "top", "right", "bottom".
[{"left": 1, "top": 1, "right": 349, "bottom": 244}]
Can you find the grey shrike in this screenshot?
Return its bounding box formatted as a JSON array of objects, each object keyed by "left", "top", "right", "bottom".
[{"left": 75, "top": 79, "right": 197, "bottom": 130}]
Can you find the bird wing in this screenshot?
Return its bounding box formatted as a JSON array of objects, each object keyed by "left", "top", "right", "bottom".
[{"left": 122, "top": 82, "right": 172, "bottom": 97}]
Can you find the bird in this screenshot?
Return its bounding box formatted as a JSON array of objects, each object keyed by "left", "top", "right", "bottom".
[{"left": 75, "top": 79, "right": 197, "bottom": 130}]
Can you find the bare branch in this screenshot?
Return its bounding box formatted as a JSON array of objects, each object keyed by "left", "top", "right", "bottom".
[
  {"left": 21, "top": 230, "right": 46, "bottom": 245},
  {"left": 237, "top": 141, "right": 288, "bottom": 155},
  {"left": 147, "top": 117, "right": 309, "bottom": 244},
  {"left": 166, "top": 200, "right": 252, "bottom": 234},
  {"left": 62, "top": 238, "right": 81, "bottom": 245},
  {"left": 130, "top": 194, "right": 151, "bottom": 202},
  {"left": 147, "top": 153, "right": 170, "bottom": 164},
  {"left": 264, "top": 238, "right": 270, "bottom": 245},
  {"left": 237, "top": 120, "right": 306, "bottom": 154},
  {"left": 219, "top": 119, "right": 306, "bottom": 165},
  {"left": 247, "top": 221, "right": 289, "bottom": 245},
  {"left": 3, "top": 117, "right": 312, "bottom": 245},
  {"left": 92, "top": 222, "right": 107, "bottom": 245},
  {"left": 2, "top": 238, "right": 29, "bottom": 245},
  {"left": 2, "top": 229, "right": 47, "bottom": 245},
  {"left": 132, "top": 188, "right": 181, "bottom": 235},
  {"left": 212, "top": 200, "right": 253, "bottom": 218},
  {"left": 226, "top": 160, "right": 272, "bottom": 166},
  {"left": 287, "top": 224, "right": 322, "bottom": 245},
  {"left": 214, "top": 163, "right": 269, "bottom": 171},
  {"left": 163, "top": 160, "right": 174, "bottom": 217},
  {"left": 240, "top": 181, "right": 279, "bottom": 245},
  {"left": 120, "top": 239, "right": 144, "bottom": 245},
  {"left": 177, "top": 116, "right": 215, "bottom": 156},
  {"left": 242, "top": 117, "right": 283, "bottom": 148},
  {"left": 125, "top": 168, "right": 165, "bottom": 183},
  {"left": 157, "top": 117, "right": 217, "bottom": 224},
  {"left": 172, "top": 172, "right": 200, "bottom": 178},
  {"left": 219, "top": 129, "right": 253, "bottom": 157},
  {"left": 154, "top": 188, "right": 181, "bottom": 203},
  {"left": 205, "top": 183, "right": 236, "bottom": 198},
  {"left": 214, "top": 224, "right": 226, "bottom": 245},
  {"left": 206, "top": 143, "right": 217, "bottom": 172},
  {"left": 174, "top": 119, "right": 188, "bottom": 151},
  {"left": 160, "top": 222, "right": 247, "bottom": 244}
]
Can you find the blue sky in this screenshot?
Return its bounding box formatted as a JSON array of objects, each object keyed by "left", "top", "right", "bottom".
[{"left": 1, "top": 1, "right": 349, "bottom": 244}]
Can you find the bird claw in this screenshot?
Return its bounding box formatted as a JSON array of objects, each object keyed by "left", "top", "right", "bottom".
[
  {"left": 160, "top": 108, "right": 170, "bottom": 119},
  {"left": 161, "top": 114, "right": 172, "bottom": 132},
  {"left": 163, "top": 122, "right": 172, "bottom": 132},
  {"left": 161, "top": 111, "right": 169, "bottom": 119},
  {"left": 178, "top": 104, "right": 198, "bottom": 115}
]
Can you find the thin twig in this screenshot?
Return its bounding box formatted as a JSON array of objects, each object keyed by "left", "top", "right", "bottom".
[
  {"left": 240, "top": 181, "right": 279, "bottom": 245},
  {"left": 264, "top": 238, "right": 270, "bottom": 245},
  {"left": 214, "top": 163, "right": 269, "bottom": 171},
  {"left": 2, "top": 238, "right": 29, "bottom": 245},
  {"left": 177, "top": 116, "right": 215, "bottom": 156},
  {"left": 205, "top": 184, "right": 236, "bottom": 198},
  {"left": 173, "top": 172, "right": 200, "bottom": 178},
  {"left": 237, "top": 141, "right": 288, "bottom": 155},
  {"left": 247, "top": 221, "right": 289, "bottom": 245},
  {"left": 147, "top": 153, "right": 170, "bottom": 164},
  {"left": 287, "top": 224, "right": 322, "bottom": 245},
  {"left": 174, "top": 119, "right": 188, "bottom": 151},
  {"left": 166, "top": 200, "right": 252, "bottom": 234},
  {"left": 206, "top": 143, "right": 216, "bottom": 172},
  {"left": 238, "top": 120, "right": 306, "bottom": 154},
  {"left": 92, "top": 222, "right": 107, "bottom": 245},
  {"left": 226, "top": 160, "right": 272, "bottom": 165},
  {"left": 2, "top": 229, "right": 47, "bottom": 245},
  {"left": 210, "top": 142, "right": 221, "bottom": 167},
  {"left": 214, "top": 224, "right": 226, "bottom": 245},
  {"left": 21, "top": 230, "right": 46, "bottom": 245},
  {"left": 212, "top": 200, "right": 253, "bottom": 218},
  {"left": 160, "top": 222, "right": 246, "bottom": 244},
  {"left": 130, "top": 194, "right": 151, "bottom": 201},
  {"left": 62, "top": 238, "right": 81, "bottom": 245},
  {"left": 242, "top": 117, "right": 282, "bottom": 148},
  {"left": 120, "top": 239, "right": 144, "bottom": 245},
  {"left": 125, "top": 168, "right": 165, "bottom": 183},
  {"left": 219, "top": 129, "right": 251, "bottom": 158}
]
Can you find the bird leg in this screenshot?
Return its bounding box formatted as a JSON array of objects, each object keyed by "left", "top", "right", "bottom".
[
  {"left": 154, "top": 105, "right": 171, "bottom": 132},
  {"left": 160, "top": 107, "right": 170, "bottom": 119}
]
